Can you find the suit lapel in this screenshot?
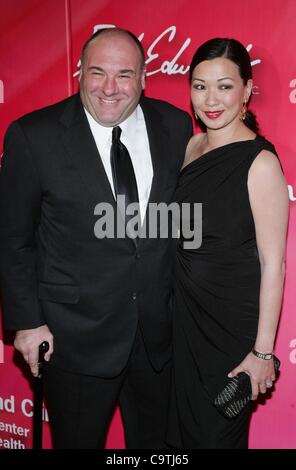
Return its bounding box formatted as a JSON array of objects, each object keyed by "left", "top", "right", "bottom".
[
  {"left": 140, "top": 98, "right": 170, "bottom": 207},
  {"left": 139, "top": 98, "right": 171, "bottom": 245},
  {"left": 60, "top": 94, "right": 115, "bottom": 207}
]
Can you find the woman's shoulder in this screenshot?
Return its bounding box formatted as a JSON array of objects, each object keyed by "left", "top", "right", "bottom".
[
  {"left": 249, "top": 148, "right": 282, "bottom": 175},
  {"left": 182, "top": 133, "right": 206, "bottom": 170},
  {"left": 255, "top": 135, "right": 277, "bottom": 156},
  {"left": 248, "top": 136, "right": 285, "bottom": 187}
]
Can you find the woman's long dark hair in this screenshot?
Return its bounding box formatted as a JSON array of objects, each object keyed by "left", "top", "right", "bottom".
[{"left": 190, "top": 38, "right": 259, "bottom": 133}]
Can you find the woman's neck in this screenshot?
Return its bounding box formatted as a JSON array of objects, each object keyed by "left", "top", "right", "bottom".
[{"left": 205, "top": 121, "right": 255, "bottom": 152}]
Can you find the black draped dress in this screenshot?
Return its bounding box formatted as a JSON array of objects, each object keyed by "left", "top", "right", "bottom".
[{"left": 168, "top": 136, "right": 277, "bottom": 449}]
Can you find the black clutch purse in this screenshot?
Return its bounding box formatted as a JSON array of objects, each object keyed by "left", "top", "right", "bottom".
[{"left": 213, "top": 356, "right": 280, "bottom": 419}]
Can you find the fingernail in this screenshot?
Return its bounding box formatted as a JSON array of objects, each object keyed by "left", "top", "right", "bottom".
[{"left": 228, "top": 373, "right": 232, "bottom": 378}]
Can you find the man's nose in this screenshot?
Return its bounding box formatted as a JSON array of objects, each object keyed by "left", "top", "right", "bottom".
[{"left": 102, "top": 77, "right": 118, "bottom": 96}]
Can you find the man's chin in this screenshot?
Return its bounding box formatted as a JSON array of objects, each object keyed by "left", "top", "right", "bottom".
[{"left": 93, "top": 111, "right": 124, "bottom": 127}]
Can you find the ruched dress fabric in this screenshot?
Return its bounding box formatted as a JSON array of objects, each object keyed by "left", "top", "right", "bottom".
[{"left": 168, "top": 136, "right": 277, "bottom": 449}]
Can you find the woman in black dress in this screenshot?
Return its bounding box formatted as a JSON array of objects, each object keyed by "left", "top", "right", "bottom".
[{"left": 169, "top": 38, "right": 289, "bottom": 448}]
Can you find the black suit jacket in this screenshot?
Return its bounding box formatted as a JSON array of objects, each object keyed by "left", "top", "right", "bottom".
[{"left": 0, "top": 93, "right": 192, "bottom": 377}]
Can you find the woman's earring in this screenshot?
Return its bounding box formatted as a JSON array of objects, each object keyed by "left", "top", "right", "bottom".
[
  {"left": 194, "top": 112, "right": 199, "bottom": 121},
  {"left": 240, "top": 99, "right": 248, "bottom": 121}
]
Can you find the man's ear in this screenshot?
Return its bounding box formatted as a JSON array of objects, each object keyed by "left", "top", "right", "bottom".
[
  {"left": 141, "top": 68, "right": 146, "bottom": 90},
  {"left": 78, "top": 63, "right": 83, "bottom": 83}
]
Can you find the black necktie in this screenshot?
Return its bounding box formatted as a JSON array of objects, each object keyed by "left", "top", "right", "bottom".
[{"left": 110, "top": 126, "right": 139, "bottom": 238}]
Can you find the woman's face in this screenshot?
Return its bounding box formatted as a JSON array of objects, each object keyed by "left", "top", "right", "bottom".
[{"left": 191, "top": 57, "right": 252, "bottom": 130}]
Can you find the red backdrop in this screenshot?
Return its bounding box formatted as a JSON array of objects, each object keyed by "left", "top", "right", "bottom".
[{"left": 0, "top": 0, "right": 295, "bottom": 449}]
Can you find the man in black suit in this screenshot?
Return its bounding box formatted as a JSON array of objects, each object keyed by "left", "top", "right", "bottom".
[{"left": 0, "top": 28, "right": 192, "bottom": 448}]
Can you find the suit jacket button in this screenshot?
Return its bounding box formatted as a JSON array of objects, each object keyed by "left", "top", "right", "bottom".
[
  {"left": 135, "top": 253, "right": 141, "bottom": 260},
  {"left": 132, "top": 292, "right": 137, "bottom": 300}
]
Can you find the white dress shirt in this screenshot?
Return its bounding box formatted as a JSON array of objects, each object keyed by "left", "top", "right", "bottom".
[{"left": 84, "top": 105, "right": 153, "bottom": 224}]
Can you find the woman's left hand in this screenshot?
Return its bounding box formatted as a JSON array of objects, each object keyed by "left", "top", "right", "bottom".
[{"left": 228, "top": 352, "right": 276, "bottom": 400}]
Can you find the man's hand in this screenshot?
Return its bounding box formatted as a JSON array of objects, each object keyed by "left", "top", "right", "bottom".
[{"left": 14, "top": 325, "right": 54, "bottom": 376}]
